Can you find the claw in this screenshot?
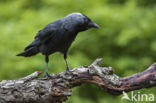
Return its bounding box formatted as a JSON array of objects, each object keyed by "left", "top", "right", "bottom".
[
  {"left": 65, "top": 67, "right": 72, "bottom": 75},
  {"left": 42, "top": 72, "right": 51, "bottom": 78}
]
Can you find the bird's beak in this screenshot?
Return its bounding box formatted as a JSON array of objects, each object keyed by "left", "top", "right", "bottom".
[{"left": 89, "top": 21, "right": 99, "bottom": 29}]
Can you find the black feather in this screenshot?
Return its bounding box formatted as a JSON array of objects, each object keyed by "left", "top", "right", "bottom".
[{"left": 16, "top": 13, "right": 99, "bottom": 75}]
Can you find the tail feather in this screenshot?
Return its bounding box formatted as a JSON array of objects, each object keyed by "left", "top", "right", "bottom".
[
  {"left": 16, "top": 47, "right": 39, "bottom": 57},
  {"left": 17, "top": 39, "right": 40, "bottom": 57}
]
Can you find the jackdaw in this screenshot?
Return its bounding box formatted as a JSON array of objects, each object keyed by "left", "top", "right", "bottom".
[{"left": 17, "top": 13, "right": 99, "bottom": 78}]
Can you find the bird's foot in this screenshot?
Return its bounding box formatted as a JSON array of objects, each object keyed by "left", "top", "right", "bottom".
[
  {"left": 59, "top": 68, "right": 72, "bottom": 79},
  {"left": 65, "top": 67, "right": 72, "bottom": 75},
  {"left": 42, "top": 72, "right": 51, "bottom": 79}
]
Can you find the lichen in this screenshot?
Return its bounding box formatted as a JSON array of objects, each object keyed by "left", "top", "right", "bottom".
[{"left": 89, "top": 64, "right": 121, "bottom": 86}]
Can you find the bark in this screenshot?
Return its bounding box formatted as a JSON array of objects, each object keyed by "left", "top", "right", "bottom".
[{"left": 0, "top": 58, "right": 156, "bottom": 103}]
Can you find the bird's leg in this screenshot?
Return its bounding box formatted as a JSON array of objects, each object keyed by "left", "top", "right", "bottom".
[
  {"left": 43, "top": 55, "right": 51, "bottom": 78},
  {"left": 64, "top": 53, "right": 70, "bottom": 72},
  {"left": 65, "top": 59, "right": 70, "bottom": 71}
]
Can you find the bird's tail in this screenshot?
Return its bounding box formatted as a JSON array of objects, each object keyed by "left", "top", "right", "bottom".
[
  {"left": 16, "top": 47, "right": 39, "bottom": 57},
  {"left": 16, "top": 39, "right": 40, "bottom": 57}
]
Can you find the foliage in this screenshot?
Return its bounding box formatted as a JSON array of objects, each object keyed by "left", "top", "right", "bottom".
[{"left": 0, "top": 0, "right": 156, "bottom": 103}]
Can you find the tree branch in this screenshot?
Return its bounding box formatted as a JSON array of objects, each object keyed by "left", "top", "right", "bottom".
[{"left": 0, "top": 58, "right": 156, "bottom": 103}]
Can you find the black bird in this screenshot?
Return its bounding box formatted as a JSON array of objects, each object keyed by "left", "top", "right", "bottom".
[{"left": 17, "top": 13, "right": 99, "bottom": 78}]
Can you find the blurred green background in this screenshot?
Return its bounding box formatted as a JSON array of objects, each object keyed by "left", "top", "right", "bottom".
[{"left": 0, "top": 0, "right": 156, "bottom": 103}]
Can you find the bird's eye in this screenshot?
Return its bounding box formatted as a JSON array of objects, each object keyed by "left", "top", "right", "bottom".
[{"left": 84, "top": 18, "right": 89, "bottom": 23}]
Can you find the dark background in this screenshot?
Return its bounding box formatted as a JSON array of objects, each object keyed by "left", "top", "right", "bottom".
[{"left": 0, "top": 0, "right": 156, "bottom": 103}]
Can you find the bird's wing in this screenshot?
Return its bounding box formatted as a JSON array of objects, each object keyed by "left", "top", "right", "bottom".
[
  {"left": 35, "top": 27, "right": 55, "bottom": 45},
  {"left": 35, "top": 20, "right": 63, "bottom": 47}
]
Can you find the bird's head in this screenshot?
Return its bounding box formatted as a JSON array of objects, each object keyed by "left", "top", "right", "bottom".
[{"left": 63, "top": 13, "right": 99, "bottom": 32}]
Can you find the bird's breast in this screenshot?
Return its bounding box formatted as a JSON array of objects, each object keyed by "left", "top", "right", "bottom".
[{"left": 58, "top": 32, "right": 77, "bottom": 53}]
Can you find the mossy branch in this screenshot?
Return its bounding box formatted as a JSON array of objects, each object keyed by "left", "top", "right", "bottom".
[{"left": 0, "top": 58, "right": 156, "bottom": 103}]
